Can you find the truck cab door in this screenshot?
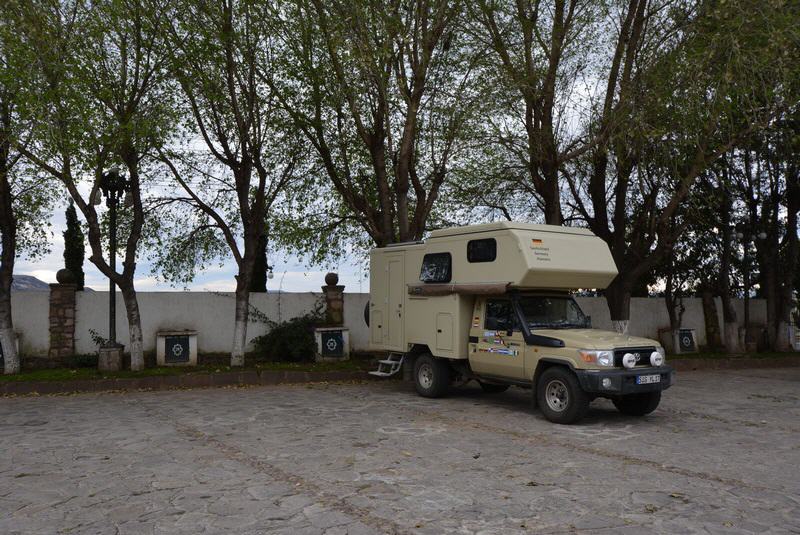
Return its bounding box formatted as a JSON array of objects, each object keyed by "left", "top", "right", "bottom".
[{"left": 469, "top": 298, "right": 525, "bottom": 380}]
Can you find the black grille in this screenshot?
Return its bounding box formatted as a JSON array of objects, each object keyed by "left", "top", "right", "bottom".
[{"left": 613, "top": 347, "right": 656, "bottom": 367}]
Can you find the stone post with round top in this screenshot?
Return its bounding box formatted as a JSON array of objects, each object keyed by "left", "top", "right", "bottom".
[{"left": 322, "top": 272, "right": 345, "bottom": 326}]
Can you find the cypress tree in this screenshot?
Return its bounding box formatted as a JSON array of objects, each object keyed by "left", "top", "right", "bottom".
[{"left": 63, "top": 199, "right": 85, "bottom": 290}]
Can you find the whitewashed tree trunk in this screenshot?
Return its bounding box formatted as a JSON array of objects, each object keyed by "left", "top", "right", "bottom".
[
  {"left": 612, "top": 320, "right": 629, "bottom": 334},
  {"left": 606, "top": 278, "right": 631, "bottom": 336},
  {"left": 231, "top": 279, "right": 250, "bottom": 367},
  {"left": 0, "top": 325, "right": 18, "bottom": 374},
  {"left": 775, "top": 320, "right": 792, "bottom": 352},
  {"left": 128, "top": 322, "right": 144, "bottom": 370},
  {"left": 723, "top": 322, "right": 742, "bottom": 353},
  {"left": 121, "top": 286, "right": 144, "bottom": 371}
]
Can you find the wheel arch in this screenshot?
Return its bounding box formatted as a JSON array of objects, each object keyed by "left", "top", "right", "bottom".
[
  {"left": 532, "top": 358, "right": 577, "bottom": 392},
  {"left": 403, "top": 344, "right": 432, "bottom": 378}
]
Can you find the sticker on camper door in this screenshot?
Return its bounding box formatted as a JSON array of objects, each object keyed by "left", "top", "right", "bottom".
[{"left": 478, "top": 347, "right": 518, "bottom": 356}]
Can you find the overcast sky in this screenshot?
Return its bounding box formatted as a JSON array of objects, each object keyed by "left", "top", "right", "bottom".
[{"left": 16, "top": 201, "right": 369, "bottom": 293}]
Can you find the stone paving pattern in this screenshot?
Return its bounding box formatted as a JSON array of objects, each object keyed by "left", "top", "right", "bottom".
[{"left": 0, "top": 367, "right": 798, "bottom": 534}]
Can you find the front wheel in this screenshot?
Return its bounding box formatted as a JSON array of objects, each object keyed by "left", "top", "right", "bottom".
[
  {"left": 613, "top": 391, "right": 661, "bottom": 416},
  {"left": 413, "top": 354, "right": 451, "bottom": 398},
  {"left": 536, "top": 367, "right": 589, "bottom": 424}
]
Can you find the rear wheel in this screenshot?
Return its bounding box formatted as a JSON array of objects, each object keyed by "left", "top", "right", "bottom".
[
  {"left": 414, "top": 354, "right": 451, "bottom": 398},
  {"left": 613, "top": 391, "right": 661, "bottom": 416},
  {"left": 536, "top": 367, "right": 589, "bottom": 424},
  {"left": 478, "top": 382, "right": 509, "bottom": 394}
]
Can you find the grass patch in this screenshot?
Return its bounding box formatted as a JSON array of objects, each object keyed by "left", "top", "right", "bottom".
[
  {"left": 0, "top": 359, "right": 369, "bottom": 383},
  {"left": 670, "top": 351, "right": 798, "bottom": 360}
]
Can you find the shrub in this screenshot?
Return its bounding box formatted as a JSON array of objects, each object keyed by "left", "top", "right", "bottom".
[{"left": 251, "top": 301, "right": 324, "bottom": 363}]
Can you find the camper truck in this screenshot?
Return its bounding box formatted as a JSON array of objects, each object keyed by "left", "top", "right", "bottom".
[{"left": 367, "top": 222, "right": 673, "bottom": 424}]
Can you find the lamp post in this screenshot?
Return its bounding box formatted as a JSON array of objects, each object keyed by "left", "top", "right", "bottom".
[
  {"left": 736, "top": 228, "right": 767, "bottom": 345},
  {"left": 99, "top": 166, "right": 130, "bottom": 346}
]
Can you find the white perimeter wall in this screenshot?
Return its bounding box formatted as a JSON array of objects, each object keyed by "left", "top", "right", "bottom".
[{"left": 11, "top": 290, "right": 763, "bottom": 356}]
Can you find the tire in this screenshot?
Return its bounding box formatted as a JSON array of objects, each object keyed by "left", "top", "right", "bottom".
[
  {"left": 479, "top": 382, "right": 509, "bottom": 394},
  {"left": 413, "top": 354, "right": 451, "bottom": 398},
  {"left": 613, "top": 391, "right": 661, "bottom": 416},
  {"left": 536, "top": 367, "right": 589, "bottom": 424}
]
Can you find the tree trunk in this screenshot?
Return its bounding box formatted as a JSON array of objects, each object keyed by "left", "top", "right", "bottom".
[
  {"left": 718, "top": 181, "right": 742, "bottom": 352},
  {"left": 761, "top": 260, "right": 779, "bottom": 350},
  {"left": 540, "top": 166, "right": 563, "bottom": 226},
  {"left": 0, "top": 289, "right": 18, "bottom": 375},
  {"left": 0, "top": 123, "right": 17, "bottom": 374},
  {"left": 664, "top": 272, "right": 681, "bottom": 331},
  {"left": 119, "top": 283, "right": 144, "bottom": 371},
  {"left": 775, "top": 171, "right": 798, "bottom": 351},
  {"left": 605, "top": 277, "right": 632, "bottom": 334},
  {"left": 701, "top": 290, "right": 723, "bottom": 350},
  {"left": 231, "top": 272, "right": 251, "bottom": 367}
]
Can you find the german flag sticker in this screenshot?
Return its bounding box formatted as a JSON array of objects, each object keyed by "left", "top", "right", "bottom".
[{"left": 531, "top": 238, "right": 543, "bottom": 246}]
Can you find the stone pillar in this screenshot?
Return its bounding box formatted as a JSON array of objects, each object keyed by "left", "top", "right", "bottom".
[
  {"left": 49, "top": 270, "right": 77, "bottom": 362},
  {"left": 322, "top": 272, "right": 345, "bottom": 326}
]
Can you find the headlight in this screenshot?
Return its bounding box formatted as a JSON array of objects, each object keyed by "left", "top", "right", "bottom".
[
  {"left": 650, "top": 349, "right": 665, "bottom": 367},
  {"left": 578, "top": 349, "right": 614, "bottom": 367}
]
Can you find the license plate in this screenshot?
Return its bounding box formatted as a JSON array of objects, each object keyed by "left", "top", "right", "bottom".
[{"left": 636, "top": 374, "right": 661, "bottom": 385}]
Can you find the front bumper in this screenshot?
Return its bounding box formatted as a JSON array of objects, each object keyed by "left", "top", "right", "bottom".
[{"left": 575, "top": 366, "right": 674, "bottom": 395}]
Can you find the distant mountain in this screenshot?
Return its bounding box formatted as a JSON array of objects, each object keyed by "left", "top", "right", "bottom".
[
  {"left": 11, "top": 274, "right": 95, "bottom": 291},
  {"left": 11, "top": 275, "right": 50, "bottom": 291}
]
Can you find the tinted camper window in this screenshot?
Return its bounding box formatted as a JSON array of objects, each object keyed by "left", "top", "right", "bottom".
[
  {"left": 420, "top": 253, "right": 452, "bottom": 283},
  {"left": 467, "top": 238, "right": 497, "bottom": 262}
]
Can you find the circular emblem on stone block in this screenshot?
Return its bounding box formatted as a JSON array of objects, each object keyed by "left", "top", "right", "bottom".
[
  {"left": 172, "top": 343, "right": 184, "bottom": 357},
  {"left": 326, "top": 338, "right": 338, "bottom": 351}
]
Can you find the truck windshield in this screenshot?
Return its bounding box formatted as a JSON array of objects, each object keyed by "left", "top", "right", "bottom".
[{"left": 517, "top": 296, "right": 589, "bottom": 329}]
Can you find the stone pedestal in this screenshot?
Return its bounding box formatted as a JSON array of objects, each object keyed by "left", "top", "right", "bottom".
[
  {"left": 314, "top": 327, "right": 350, "bottom": 362},
  {"left": 49, "top": 283, "right": 77, "bottom": 362},
  {"left": 322, "top": 272, "right": 345, "bottom": 326},
  {"left": 156, "top": 330, "right": 198, "bottom": 366},
  {"left": 674, "top": 329, "right": 698, "bottom": 354},
  {"left": 98, "top": 344, "right": 123, "bottom": 372}
]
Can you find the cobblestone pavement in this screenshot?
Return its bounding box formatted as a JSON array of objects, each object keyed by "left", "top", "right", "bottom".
[{"left": 0, "top": 367, "right": 798, "bottom": 534}]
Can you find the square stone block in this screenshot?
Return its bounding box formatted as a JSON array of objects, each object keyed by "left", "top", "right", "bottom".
[
  {"left": 156, "top": 330, "right": 198, "bottom": 366},
  {"left": 98, "top": 345, "right": 123, "bottom": 372},
  {"left": 314, "top": 327, "right": 350, "bottom": 362}
]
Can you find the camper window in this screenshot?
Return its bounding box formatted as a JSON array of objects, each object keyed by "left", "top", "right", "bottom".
[
  {"left": 420, "top": 252, "right": 452, "bottom": 283},
  {"left": 467, "top": 238, "right": 497, "bottom": 263}
]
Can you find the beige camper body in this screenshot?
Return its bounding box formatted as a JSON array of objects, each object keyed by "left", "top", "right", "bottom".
[{"left": 368, "top": 222, "right": 617, "bottom": 358}]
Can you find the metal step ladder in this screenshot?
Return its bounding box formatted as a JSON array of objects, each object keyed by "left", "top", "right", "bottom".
[{"left": 368, "top": 352, "right": 404, "bottom": 377}]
